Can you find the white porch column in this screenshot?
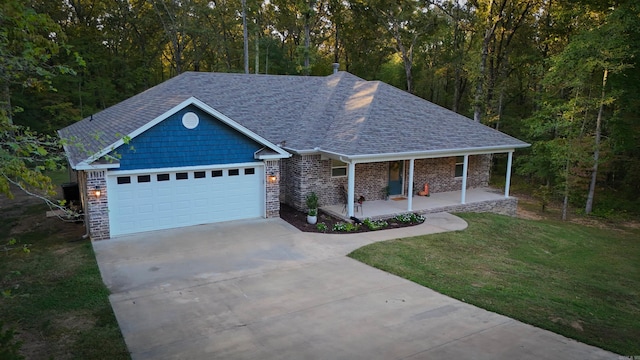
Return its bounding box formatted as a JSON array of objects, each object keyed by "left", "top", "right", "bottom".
[
  {"left": 460, "top": 154, "right": 469, "bottom": 204},
  {"left": 407, "top": 159, "right": 414, "bottom": 211},
  {"left": 505, "top": 151, "right": 513, "bottom": 198},
  {"left": 347, "top": 161, "right": 356, "bottom": 217}
]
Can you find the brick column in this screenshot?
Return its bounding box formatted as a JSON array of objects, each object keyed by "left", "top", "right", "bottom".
[
  {"left": 265, "top": 160, "right": 280, "bottom": 218},
  {"left": 85, "top": 170, "right": 110, "bottom": 240}
]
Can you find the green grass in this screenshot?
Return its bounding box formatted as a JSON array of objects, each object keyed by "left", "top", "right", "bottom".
[
  {"left": 45, "top": 166, "right": 72, "bottom": 188},
  {"left": 0, "top": 204, "right": 129, "bottom": 359},
  {"left": 349, "top": 213, "right": 640, "bottom": 355}
]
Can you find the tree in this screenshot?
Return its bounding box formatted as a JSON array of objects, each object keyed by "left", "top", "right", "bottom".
[
  {"left": 469, "top": 0, "right": 537, "bottom": 123},
  {"left": 0, "top": 0, "right": 76, "bottom": 123},
  {"left": 521, "top": 1, "right": 634, "bottom": 216},
  {"left": 0, "top": 0, "right": 79, "bottom": 204}
]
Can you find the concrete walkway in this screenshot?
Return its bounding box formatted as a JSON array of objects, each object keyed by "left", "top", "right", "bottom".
[{"left": 93, "top": 214, "right": 620, "bottom": 360}]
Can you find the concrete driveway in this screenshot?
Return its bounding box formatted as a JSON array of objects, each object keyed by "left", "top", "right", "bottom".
[{"left": 94, "top": 214, "right": 619, "bottom": 360}]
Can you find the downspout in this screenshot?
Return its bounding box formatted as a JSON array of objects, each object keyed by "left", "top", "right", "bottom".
[{"left": 79, "top": 170, "right": 90, "bottom": 239}]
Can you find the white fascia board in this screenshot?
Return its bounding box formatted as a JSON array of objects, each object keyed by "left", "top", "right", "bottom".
[
  {"left": 318, "top": 144, "right": 529, "bottom": 163},
  {"left": 283, "top": 147, "right": 321, "bottom": 155},
  {"left": 59, "top": 140, "right": 78, "bottom": 170},
  {"left": 254, "top": 147, "right": 291, "bottom": 160},
  {"left": 80, "top": 96, "right": 290, "bottom": 167},
  {"left": 76, "top": 162, "right": 121, "bottom": 171},
  {"left": 105, "top": 162, "right": 264, "bottom": 176},
  {"left": 256, "top": 153, "right": 290, "bottom": 160}
]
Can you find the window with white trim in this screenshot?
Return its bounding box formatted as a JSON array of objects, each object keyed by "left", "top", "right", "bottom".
[
  {"left": 331, "top": 159, "right": 347, "bottom": 177},
  {"left": 455, "top": 156, "right": 464, "bottom": 178}
]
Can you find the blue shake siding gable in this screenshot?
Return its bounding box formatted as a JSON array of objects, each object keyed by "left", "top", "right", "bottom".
[{"left": 111, "top": 105, "right": 262, "bottom": 170}]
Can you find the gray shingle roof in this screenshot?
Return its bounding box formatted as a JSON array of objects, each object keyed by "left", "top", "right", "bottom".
[{"left": 58, "top": 71, "right": 529, "bottom": 167}]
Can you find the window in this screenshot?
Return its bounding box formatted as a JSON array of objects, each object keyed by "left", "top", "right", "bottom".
[
  {"left": 157, "top": 173, "right": 170, "bottom": 181},
  {"left": 194, "top": 171, "right": 206, "bottom": 179},
  {"left": 455, "top": 156, "right": 465, "bottom": 178},
  {"left": 212, "top": 170, "right": 223, "bottom": 177},
  {"left": 229, "top": 169, "right": 239, "bottom": 176},
  {"left": 137, "top": 175, "right": 151, "bottom": 183},
  {"left": 176, "top": 172, "right": 188, "bottom": 180},
  {"left": 331, "top": 159, "right": 347, "bottom": 177},
  {"left": 244, "top": 168, "right": 255, "bottom": 175},
  {"left": 117, "top": 176, "right": 131, "bottom": 184}
]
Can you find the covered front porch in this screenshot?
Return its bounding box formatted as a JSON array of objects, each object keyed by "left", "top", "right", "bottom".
[
  {"left": 322, "top": 187, "right": 517, "bottom": 221},
  {"left": 334, "top": 151, "right": 516, "bottom": 218}
]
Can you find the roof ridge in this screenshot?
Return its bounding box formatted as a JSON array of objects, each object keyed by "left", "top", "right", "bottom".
[
  {"left": 318, "top": 78, "right": 380, "bottom": 151},
  {"left": 279, "top": 72, "right": 351, "bottom": 151}
]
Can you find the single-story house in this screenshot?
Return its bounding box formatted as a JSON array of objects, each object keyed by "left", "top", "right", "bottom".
[{"left": 58, "top": 70, "right": 529, "bottom": 240}]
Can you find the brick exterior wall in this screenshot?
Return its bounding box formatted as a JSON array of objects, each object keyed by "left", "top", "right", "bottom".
[
  {"left": 282, "top": 154, "right": 492, "bottom": 211},
  {"left": 412, "top": 155, "right": 490, "bottom": 193},
  {"left": 282, "top": 154, "right": 344, "bottom": 211},
  {"left": 355, "top": 162, "right": 388, "bottom": 201},
  {"left": 85, "top": 170, "right": 110, "bottom": 240},
  {"left": 265, "top": 160, "right": 280, "bottom": 218}
]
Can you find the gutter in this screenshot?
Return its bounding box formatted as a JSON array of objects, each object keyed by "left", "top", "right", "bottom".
[{"left": 293, "top": 143, "right": 530, "bottom": 163}]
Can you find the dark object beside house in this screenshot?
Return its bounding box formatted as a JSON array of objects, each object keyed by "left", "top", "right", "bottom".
[{"left": 61, "top": 182, "right": 80, "bottom": 204}]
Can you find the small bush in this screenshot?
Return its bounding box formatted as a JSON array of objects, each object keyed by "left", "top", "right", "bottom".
[
  {"left": 393, "top": 213, "right": 425, "bottom": 224},
  {"left": 316, "top": 222, "right": 328, "bottom": 232},
  {"left": 363, "top": 218, "right": 389, "bottom": 231},
  {"left": 333, "top": 222, "right": 360, "bottom": 232},
  {"left": 306, "top": 192, "right": 318, "bottom": 210}
]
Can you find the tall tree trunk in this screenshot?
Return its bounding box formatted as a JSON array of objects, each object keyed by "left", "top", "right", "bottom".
[
  {"left": 391, "top": 29, "right": 415, "bottom": 94},
  {"left": 562, "top": 157, "right": 569, "bottom": 221},
  {"left": 304, "top": 21, "right": 310, "bottom": 74},
  {"left": 473, "top": 23, "right": 495, "bottom": 123},
  {"left": 399, "top": 42, "right": 414, "bottom": 94},
  {"left": 1, "top": 82, "right": 12, "bottom": 125},
  {"left": 303, "top": 0, "right": 314, "bottom": 75},
  {"left": 453, "top": 66, "right": 461, "bottom": 112},
  {"left": 474, "top": 20, "right": 494, "bottom": 122},
  {"left": 495, "top": 89, "right": 504, "bottom": 130},
  {"left": 585, "top": 68, "right": 608, "bottom": 214},
  {"left": 255, "top": 32, "right": 259, "bottom": 74},
  {"left": 242, "top": 0, "right": 249, "bottom": 74}
]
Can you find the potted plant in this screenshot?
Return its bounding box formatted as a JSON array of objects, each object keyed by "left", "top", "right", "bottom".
[{"left": 306, "top": 192, "right": 318, "bottom": 224}]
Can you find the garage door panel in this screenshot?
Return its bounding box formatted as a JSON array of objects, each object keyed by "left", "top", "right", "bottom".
[{"left": 108, "top": 165, "right": 264, "bottom": 237}]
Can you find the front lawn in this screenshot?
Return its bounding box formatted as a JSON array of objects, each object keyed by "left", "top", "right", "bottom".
[
  {"left": 1, "top": 179, "right": 129, "bottom": 358},
  {"left": 349, "top": 212, "right": 640, "bottom": 356}
]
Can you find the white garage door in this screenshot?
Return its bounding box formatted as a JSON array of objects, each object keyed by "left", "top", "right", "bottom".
[{"left": 107, "top": 164, "right": 264, "bottom": 237}]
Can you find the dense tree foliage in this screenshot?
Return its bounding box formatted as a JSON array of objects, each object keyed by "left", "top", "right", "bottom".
[{"left": 2, "top": 0, "right": 639, "bottom": 216}]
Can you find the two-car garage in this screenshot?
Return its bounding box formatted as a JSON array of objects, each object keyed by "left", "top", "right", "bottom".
[{"left": 106, "top": 164, "right": 264, "bottom": 237}]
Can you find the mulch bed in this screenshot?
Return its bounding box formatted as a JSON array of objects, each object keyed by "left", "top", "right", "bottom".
[{"left": 279, "top": 203, "right": 424, "bottom": 234}]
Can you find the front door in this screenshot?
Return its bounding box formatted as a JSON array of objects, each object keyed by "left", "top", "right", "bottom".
[{"left": 388, "top": 161, "right": 404, "bottom": 196}]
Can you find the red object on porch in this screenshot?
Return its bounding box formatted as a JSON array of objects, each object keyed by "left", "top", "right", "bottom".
[{"left": 418, "top": 183, "right": 430, "bottom": 196}]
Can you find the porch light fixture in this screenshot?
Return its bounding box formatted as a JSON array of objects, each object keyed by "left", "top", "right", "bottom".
[
  {"left": 267, "top": 172, "right": 277, "bottom": 183},
  {"left": 94, "top": 186, "right": 101, "bottom": 198}
]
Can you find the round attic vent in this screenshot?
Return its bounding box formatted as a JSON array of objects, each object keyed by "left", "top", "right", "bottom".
[{"left": 182, "top": 112, "right": 199, "bottom": 129}]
